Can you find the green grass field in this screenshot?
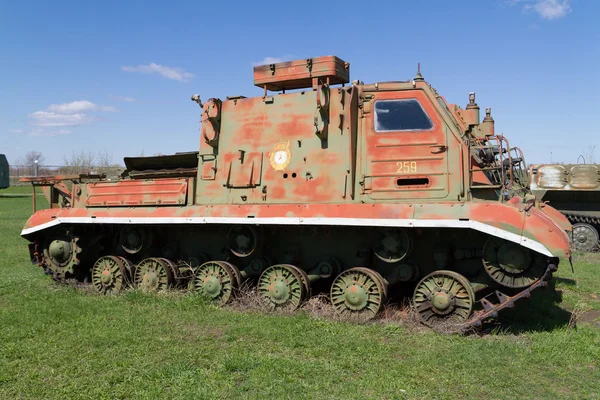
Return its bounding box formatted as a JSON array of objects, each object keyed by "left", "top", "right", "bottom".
[{"left": 1, "top": 186, "right": 599, "bottom": 399}]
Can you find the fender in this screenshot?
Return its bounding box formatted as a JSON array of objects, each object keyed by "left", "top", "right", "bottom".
[
  {"left": 538, "top": 203, "right": 572, "bottom": 233},
  {"left": 521, "top": 206, "right": 571, "bottom": 258},
  {"left": 21, "top": 201, "right": 571, "bottom": 259},
  {"left": 507, "top": 195, "right": 572, "bottom": 242}
]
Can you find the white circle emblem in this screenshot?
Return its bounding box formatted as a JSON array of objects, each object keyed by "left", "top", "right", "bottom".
[{"left": 274, "top": 150, "right": 288, "bottom": 165}]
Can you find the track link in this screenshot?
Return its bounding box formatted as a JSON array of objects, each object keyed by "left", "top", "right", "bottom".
[
  {"left": 563, "top": 212, "right": 600, "bottom": 226},
  {"left": 463, "top": 263, "right": 558, "bottom": 328}
]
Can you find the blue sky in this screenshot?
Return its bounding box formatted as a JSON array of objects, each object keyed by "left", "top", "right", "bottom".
[{"left": 1, "top": 0, "right": 598, "bottom": 166}]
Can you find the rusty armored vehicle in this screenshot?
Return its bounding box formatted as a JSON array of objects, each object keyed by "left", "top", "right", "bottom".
[
  {"left": 530, "top": 163, "right": 600, "bottom": 252},
  {"left": 20, "top": 56, "right": 572, "bottom": 329}
]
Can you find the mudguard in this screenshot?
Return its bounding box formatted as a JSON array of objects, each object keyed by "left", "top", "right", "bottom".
[
  {"left": 22, "top": 200, "right": 571, "bottom": 259},
  {"left": 538, "top": 203, "right": 572, "bottom": 233}
]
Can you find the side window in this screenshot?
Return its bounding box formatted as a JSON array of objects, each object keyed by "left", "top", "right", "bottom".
[{"left": 374, "top": 99, "right": 433, "bottom": 132}]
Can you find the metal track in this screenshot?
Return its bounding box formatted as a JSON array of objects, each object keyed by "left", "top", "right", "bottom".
[
  {"left": 563, "top": 211, "right": 600, "bottom": 226},
  {"left": 463, "top": 263, "right": 558, "bottom": 329}
]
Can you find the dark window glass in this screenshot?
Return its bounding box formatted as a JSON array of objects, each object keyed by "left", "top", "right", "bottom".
[{"left": 374, "top": 99, "right": 433, "bottom": 132}]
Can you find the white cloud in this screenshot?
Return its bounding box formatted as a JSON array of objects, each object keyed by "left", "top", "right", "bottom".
[
  {"left": 28, "top": 129, "right": 72, "bottom": 137},
  {"left": 252, "top": 55, "right": 295, "bottom": 67},
  {"left": 47, "top": 100, "right": 95, "bottom": 113},
  {"left": 527, "top": 0, "right": 571, "bottom": 19},
  {"left": 29, "top": 111, "right": 93, "bottom": 127},
  {"left": 47, "top": 100, "right": 117, "bottom": 114},
  {"left": 110, "top": 95, "right": 136, "bottom": 103},
  {"left": 512, "top": 0, "right": 572, "bottom": 20},
  {"left": 28, "top": 99, "right": 117, "bottom": 137},
  {"left": 121, "top": 63, "right": 195, "bottom": 82},
  {"left": 8, "top": 129, "right": 23, "bottom": 133}
]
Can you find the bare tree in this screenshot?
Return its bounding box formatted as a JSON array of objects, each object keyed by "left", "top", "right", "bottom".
[
  {"left": 60, "top": 148, "right": 123, "bottom": 177},
  {"left": 96, "top": 148, "right": 112, "bottom": 169},
  {"left": 24, "top": 151, "right": 45, "bottom": 166},
  {"left": 62, "top": 150, "right": 96, "bottom": 172},
  {"left": 582, "top": 145, "right": 597, "bottom": 164}
]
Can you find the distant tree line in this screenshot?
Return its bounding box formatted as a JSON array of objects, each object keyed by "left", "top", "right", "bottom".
[{"left": 9, "top": 149, "right": 125, "bottom": 184}]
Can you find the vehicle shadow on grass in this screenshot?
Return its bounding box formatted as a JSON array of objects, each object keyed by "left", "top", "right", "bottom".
[
  {"left": 486, "top": 280, "right": 575, "bottom": 334},
  {"left": 0, "top": 194, "right": 31, "bottom": 198},
  {"left": 554, "top": 277, "right": 577, "bottom": 286}
]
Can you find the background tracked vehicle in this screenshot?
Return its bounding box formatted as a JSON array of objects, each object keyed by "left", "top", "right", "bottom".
[
  {"left": 20, "top": 56, "right": 572, "bottom": 329},
  {"left": 530, "top": 163, "right": 600, "bottom": 252},
  {"left": 0, "top": 154, "right": 9, "bottom": 189}
]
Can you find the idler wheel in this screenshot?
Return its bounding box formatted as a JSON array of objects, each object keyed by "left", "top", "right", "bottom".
[
  {"left": 482, "top": 237, "right": 547, "bottom": 289},
  {"left": 134, "top": 258, "right": 174, "bottom": 292},
  {"left": 193, "top": 261, "right": 238, "bottom": 305},
  {"left": 258, "top": 264, "right": 306, "bottom": 310},
  {"left": 571, "top": 223, "right": 599, "bottom": 252},
  {"left": 91, "top": 256, "right": 127, "bottom": 294},
  {"left": 330, "top": 267, "right": 387, "bottom": 322},
  {"left": 413, "top": 270, "right": 475, "bottom": 327}
]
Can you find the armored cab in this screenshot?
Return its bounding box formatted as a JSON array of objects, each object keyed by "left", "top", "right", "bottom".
[
  {"left": 19, "top": 56, "right": 571, "bottom": 329},
  {"left": 0, "top": 154, "right": 9, "bottom": 189},
  {"left": 531, "top": 163, "right": 600, "bottom": 251}
]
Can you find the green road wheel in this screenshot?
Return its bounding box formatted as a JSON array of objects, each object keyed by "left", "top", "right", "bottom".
[
  {"left": 330, "top": 267, "right": 386, "bottom": 321},
  {"left": 117, "top": 256, "right": 135, "bottom": 285},
  {"left": 258, "top": 264, "right": 306, "bottom": 310},
  {"left": 157, "top": 257, "right": 180, "bottom": 281},
  {"left": 353, "top": 266, "right": 389, "bottom": 300},
  {"left": 413, "top": 270, "right": 475, "bottom": 327},
  {"left": 286, "top": 264, "right": 312, "bottom": 300},
  {"left": 134, "top": 258, "right": 173, "bottom": 291},
  {"left": 193, "top": 261, "right": 238, "bottom": 305},
  {"left": 220, "top": 261, "right": 242, "bottom": 289},
  {"left": 91, "top": 256, "right": 126, "bottom": 294},
  {"left": 571, "top": 223, "right": 599, "bottom": 252}
]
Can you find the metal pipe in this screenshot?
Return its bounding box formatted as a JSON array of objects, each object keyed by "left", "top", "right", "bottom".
[{"left": 32, "top": 185, "right": 36, "bottom": 213}]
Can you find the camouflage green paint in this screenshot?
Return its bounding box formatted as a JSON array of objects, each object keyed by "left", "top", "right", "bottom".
[{"left": 17, "top": 55, "right": 573, "bottom": 329}]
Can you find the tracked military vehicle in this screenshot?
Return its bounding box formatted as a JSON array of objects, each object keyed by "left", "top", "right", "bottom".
[
  {"left": 20, "top": 56, "right": 571, "bottom": 329},
  {"left": 531, "top": 163, "right": 600, "bottom": 252},
  {"left": 0, "top": 154, "right": 9, "bottom": 189}
]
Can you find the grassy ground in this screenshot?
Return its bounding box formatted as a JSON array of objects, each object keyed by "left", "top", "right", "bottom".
[{"left": 0, "top": 190, "right": 599, "bottom": 399}]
